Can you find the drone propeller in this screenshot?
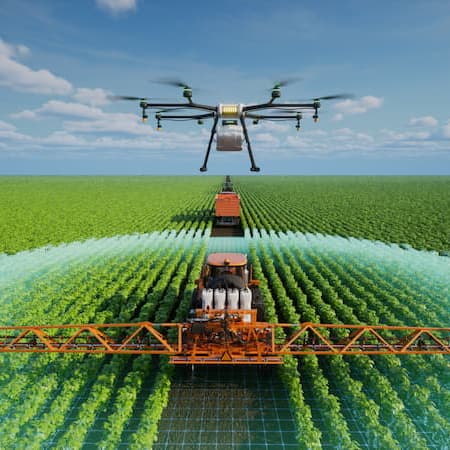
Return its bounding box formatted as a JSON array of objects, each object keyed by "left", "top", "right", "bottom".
[
  {"left": 271, "top": 77, "right": 302, "bottom": 89},
  {"left": 152, "top": 77, "right": 199, "bottom": 100},
  {"left": 109, "top": 95, "right": 177, "bottom": 102},
  {"left": 287, "top": 93, "right": 354, "bottom": 103},
  {"left": 109, "top": 95, "right": 147, "bottom": 101},
  {"left": 312, "top": 93, "right": 354, "bottom": 101},
  {"left": 153, "top": 77, "right": 193, "bottom": 89}
]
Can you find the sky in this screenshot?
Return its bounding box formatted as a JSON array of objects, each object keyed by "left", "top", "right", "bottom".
[{"left": 0, "top": 0, "right": 449, "bottom": 175}]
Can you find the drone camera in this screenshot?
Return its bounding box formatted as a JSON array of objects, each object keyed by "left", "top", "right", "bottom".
[
  {"left": 253, "top": 119, "right": 259, "bottom": 125},
  {"left": 197, "top": 119, "right": 204, "bottom": 125}
]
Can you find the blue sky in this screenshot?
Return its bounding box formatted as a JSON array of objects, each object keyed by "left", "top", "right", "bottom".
[{"left": 0, "top": 0, "right": 449, "bottom": 175}]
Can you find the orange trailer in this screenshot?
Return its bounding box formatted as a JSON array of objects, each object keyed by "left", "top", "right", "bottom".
[{"left": 215, "top": 192, "right": 240, "bottom": 226}]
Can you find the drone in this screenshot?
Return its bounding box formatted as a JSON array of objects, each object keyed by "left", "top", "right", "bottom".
[{"left": 112, "top": 79, "right": 352, "bottom": 172}]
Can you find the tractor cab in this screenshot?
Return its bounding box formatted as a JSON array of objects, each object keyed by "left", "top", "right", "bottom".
[
  {"left": 191, "top": 252, "right": 264, "bottom": 321},
  {"left": 204, "top": 253, "right": 248, "bottom": 289}
]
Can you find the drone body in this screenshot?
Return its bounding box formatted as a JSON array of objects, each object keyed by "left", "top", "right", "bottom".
[{"left": 114, "top": 82, "right": 352, "bottom": 172}]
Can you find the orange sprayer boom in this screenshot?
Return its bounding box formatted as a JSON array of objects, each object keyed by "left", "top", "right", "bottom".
[{"left": 1, "top": 319, "right": 448, "bottom": 365}]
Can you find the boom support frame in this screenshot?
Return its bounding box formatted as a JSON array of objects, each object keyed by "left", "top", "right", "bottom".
[{"left": 1, "top": 321, "right": 448, "bottom": 365}]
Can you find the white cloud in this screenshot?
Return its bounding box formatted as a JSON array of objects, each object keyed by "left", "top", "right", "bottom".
[
  {"left": 0, "top": 40, "right": 19, "bottom": 59},
  {"left": 1, "top": 125, "right": 205, "bottom": 155},
  {"left": 333, "top": 96, "right": 384, "bottom": 120},
  {"left": 11, "top": 99, "right": 152, "bottom": 135},
  {"left": 0, "top": 120, "right": 17, "bottom": 131},
  {"left": 252, "top": 132, "right": 280, "bottom": 146},
  {"left": 442, "top": 120, "right": 450, "bottom": 138},
  {"left": 305, "top": 129, "right": 328, "bottom": 137},
  {"left": 0, "top": 120, "right": 31, "bottom": 141},
  {"left": 381, "top": 129, "right": 431, "bottom": 141},
  {"left": 42, "top": 131, "right": 87, "bottom": 146},
  {"left": 333, "top": 127, "right": 353, "bottom": 136},
  {"left": 3, "top": 121, "right": 449, "bottom": 161},
  {"left": 0, "top": 38, "right": 72, "bottom": 95},
  {"left": 408, "top": 116, "right": 438, "bottom": 127},
  {"left": 73, "top": 87, "right": 112, "bottom": 106},
  {"left": 96, "top": 0, "right": 137, "bottom": 14},
  {"left": 10, "top": 109, "right": 38, "bottom": 120},
  {"left": 280, "top": 125, "right": 450, "bottom": 159},
  {"left": 250, "top": 121, "right": 290, "bottom": 133},
  {"left": 40, "top": 100, "right": 104, "bottom": 119},
  {"left": 16, "top": 45, "right": 30, "bottom": 57},
  {"left": 355, "top": 132, "right": 374, "bottom": 142},
  {"left": 0, "top": 40, "right": 31, "bottom": 58},
  {"left": 64, "top": 113, "right": 151, "bottom": 135},
  {"left": 12, "top": 100, "right": 104, "bottom": 120},
  {"left": 285, "top": 135, "right": 309, "bottom": 148}
]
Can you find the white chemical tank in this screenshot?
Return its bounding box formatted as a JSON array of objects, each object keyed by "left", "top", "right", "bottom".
[
  {"left": 228, "top": 288, "right": 239, "bottom": 309},
  {"left": 214, "top": 288, "right": 226, "bottom": 309},
  {"left": 240, "top": 288, "right": 252, "bottom": 322},
  {"left": 239, "top": 288, "right": 252, "bottom": 309},
  {"left": 201, "top": 288, "right": 213, "bottom": 310}
]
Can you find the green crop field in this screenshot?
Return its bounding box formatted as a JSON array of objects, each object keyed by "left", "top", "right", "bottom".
[
  {"left": 0, "top": 176, "right": 449, "bottom": 449},
  {"left": 1, "top": 176, "right": 449, "bottom": 254}
]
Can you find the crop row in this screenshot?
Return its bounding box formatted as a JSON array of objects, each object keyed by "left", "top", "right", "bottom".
[
  {"left": 0, "top": 231, "right": 207, "bottom": 449},
  {"left": 235, "top": 176, "right": 450, "bottom": 252},
  {"left": 2, "top": 176, "right": 449, "bottom": 255},
  {"left": 0, "top": 176, "right": 218, "bottom": 254},
  {"left": 0, "top": 228, "right": 448, "bottom": 448},
  {"left": 252, "top": 236, "right": 449, "bottom": 449}
]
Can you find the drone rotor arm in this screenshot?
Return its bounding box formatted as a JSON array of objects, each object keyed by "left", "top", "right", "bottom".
[
  {"left": 157, "top": 112, "right": 215, "bottom": 120},
  {"left": 244, "top": 102, "right": 316, "bottom": 113},
  {"left": 143, "top": 102, "right": 216, "bottom": 113},
  {"left": 246, "top": 113, "right": 301, "bottom": 120}
]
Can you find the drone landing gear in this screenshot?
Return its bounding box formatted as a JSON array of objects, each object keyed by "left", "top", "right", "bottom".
[
  {"left": 200, "top": 116, "right": 219, "bottom": 172},
  {"left": 240, "top": 116, "right": 260, "bottom": 172}
]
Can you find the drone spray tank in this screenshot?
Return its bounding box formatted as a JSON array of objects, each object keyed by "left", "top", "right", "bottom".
[{"left": 216, "top": 104, "right": 245, "bottom": 152}]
